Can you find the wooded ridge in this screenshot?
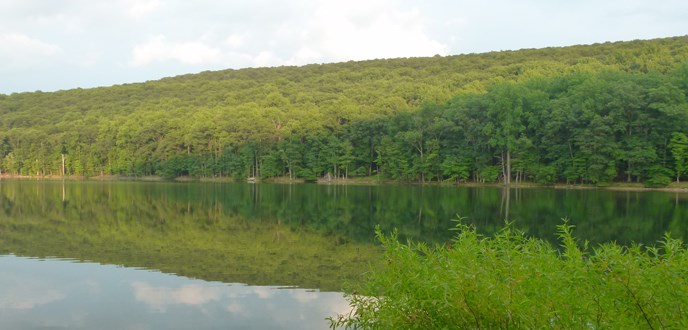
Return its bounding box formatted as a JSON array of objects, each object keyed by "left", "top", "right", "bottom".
[{"left": 1, "top": 36, "right": 687, "bottom": 185}]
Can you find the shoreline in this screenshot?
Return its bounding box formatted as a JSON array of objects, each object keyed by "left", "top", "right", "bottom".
[{"left": 1, "top": 173, "right": 687, "bottom": 193}]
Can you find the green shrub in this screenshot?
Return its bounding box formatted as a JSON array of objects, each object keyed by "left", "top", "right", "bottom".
[
  {"left": 330, "top": 219, "right": 688, "bottom": 329},
  {"left": 534, "top": 164, "right": 557, "bottom": 184},
  {"left": 645, "top": 166, "right": 673, "bottom": 188},
  {"left": 478, "top": 166, "right": 501, "bottom": 183}
]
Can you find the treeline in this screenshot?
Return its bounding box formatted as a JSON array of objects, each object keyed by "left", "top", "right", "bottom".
[
  {"left": 1, "top": 36, "right": 688, "bottom": 185},
  {"left": 213, "top": 68, "right": 688, "bottom": 185},
  {"left": 362, "top": 68, "right": 688, "bottom": 186}
]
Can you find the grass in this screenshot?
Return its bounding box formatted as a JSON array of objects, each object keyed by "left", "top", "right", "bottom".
[{"left": 329, "top": 219, "right": 688, "bottom": 329}]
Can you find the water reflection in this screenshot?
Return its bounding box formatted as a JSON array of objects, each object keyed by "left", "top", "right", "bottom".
[
  {"left": 5, "top": 181, "right": 688, "bottom": 245},
  {"left": 0, "top": 255, "right": 348, "bottom": 330},
  {"left": 1, "top": 181, "right": 687, "bottom": 328}
]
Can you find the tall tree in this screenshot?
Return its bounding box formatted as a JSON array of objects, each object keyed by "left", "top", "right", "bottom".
[
  {"left": 669, "top": 132, "right": 688, "bottom": 183},
  {"left": 483, "top": 83, "right": 526, "bottom": 185}
]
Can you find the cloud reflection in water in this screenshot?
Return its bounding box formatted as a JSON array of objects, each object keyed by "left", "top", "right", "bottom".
[{"left": 0, "top": 255, "right": 350, "bottom": 329}]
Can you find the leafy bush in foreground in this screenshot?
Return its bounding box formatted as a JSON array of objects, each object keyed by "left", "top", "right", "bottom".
[{"left": 330, "top": 220, "right": 688, "bottom": 329}]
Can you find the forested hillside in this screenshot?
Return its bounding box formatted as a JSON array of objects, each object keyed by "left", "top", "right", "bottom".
[{"left": 1, "top": 36, "right": 688, "bottom": 185}]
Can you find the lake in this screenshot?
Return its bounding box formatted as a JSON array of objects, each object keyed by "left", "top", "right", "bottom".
[{"left": 1, "top": 181, "right": 687, "bottom": 329}]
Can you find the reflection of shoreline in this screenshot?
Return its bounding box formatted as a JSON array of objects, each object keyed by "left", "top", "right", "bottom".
[
  {"left": 0, "top": 181, "right": 382, "bottom": 291},
  {"left": 2, "top": 173, "right": 687, "bottom": 193},
  {"left": 553, "top": 184, "right": 688, "bottom": 193},
  {"left": 1, "top": 180, "right": 687, "bottom": 291}
]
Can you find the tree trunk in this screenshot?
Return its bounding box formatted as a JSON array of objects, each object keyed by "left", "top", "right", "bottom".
[
  {"left": 627, "top": 162, "right": 632, "bottom": 182},
  {"left": 505, "top": 149, "right": 511, "bottom": 186},
  {"left": 419, "top": 144, "right": 424, "bottom": 183},
  {"left": 500, "top": 187, "right": 511, "bottom": 220}
]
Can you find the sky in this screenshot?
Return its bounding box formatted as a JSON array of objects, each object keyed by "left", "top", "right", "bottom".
[{"left": 1, "top": 0, "right": 687, "bottom": 94}]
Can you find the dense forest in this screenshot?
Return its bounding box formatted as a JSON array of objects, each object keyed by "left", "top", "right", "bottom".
[{"left": 1, "top": 36, "right": 688, "bottom": 185}]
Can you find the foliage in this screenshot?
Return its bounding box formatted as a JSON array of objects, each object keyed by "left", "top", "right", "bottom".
[
  {"left": 645, "top": 165, "right": 673, "bottom": 187},
  {"left": 330, "top": 220, "right": 688, "bottom": 329},
  {"left": 1, "top": 37, "right": 688, "bottom": 185},
  {"left": 670, "top": 132, "right": 688, "bottom": 183}
]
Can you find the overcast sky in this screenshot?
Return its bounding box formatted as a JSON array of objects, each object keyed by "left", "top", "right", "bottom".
[{"left": 1, "top": 0, "right": 687, "bottom": 94}]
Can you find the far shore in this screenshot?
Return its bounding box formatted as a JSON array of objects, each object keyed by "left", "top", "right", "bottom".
[{"left": 1, "top": 173, "right": 687, "bottom": 193}]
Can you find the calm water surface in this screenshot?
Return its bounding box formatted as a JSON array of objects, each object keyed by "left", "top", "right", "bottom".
[
  {"left": 0, "top": 255, "right": 346, "bottom": 329},
  {"left": 1, "top": 180, "right": 687, "bottom": 328}
]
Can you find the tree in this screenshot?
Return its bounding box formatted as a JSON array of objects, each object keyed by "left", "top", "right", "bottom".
[
  {"left": 338, "top": 140, "right": 354, "bottom": 179},
  {"left": 669, "top": 132, "right": 688, "bottom": 183},
  {"left": 441, "top": 155, "right": 471, "bottom": 183},
  {"left": 3, "top": 152, "right": 18, "bottom": 175},
  {"left": 483, "top": 83, "right": 527, "bottom": 185}
]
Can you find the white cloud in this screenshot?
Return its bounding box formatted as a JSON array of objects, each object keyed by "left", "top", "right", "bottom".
[
  {"left": 289, "top": 0, "right": 448, "bottom": 64},
  {"left": 77, "top": 51, "right": 102, "bottom": 69},
  {"left": 0, "top": 33, "right": 61, "bottom": 55},
  {"left": 1, "top": 0, "right": 687, "bottom": 93},
  {"left": 252, "top": 286, "right": 273, "bottom": 299},
  {"left": 128, "top": 0, "right": 447, "bottom": 70},
  {"left": 226, "top": 34, "right": 245, "bottom": 48},
  {"left": 0, "top": 289, "right": 64, "bottom": 310},
  {"left": 291, "top": 47, "right": 321, "bottom": 65},
  {"left": 129, "top": 35, "right": 223, "bottom": 67},
  {"left": 127, "top": 0, "right": 161, "bottom": 18},
  {"left": 253, "top": 51, "right": 281, "bottom": 67},
  {"left": 132, "top": 282, "right": 222, "bottom": 311},
  {"left": 226, "top": 303, "right": 245, "bottom": 315},
  {"left": 0, "top": 273, "right": 65, "bottom": 310},
  {"left": 0, "top": 33, "right": 62, "bottom": 72},
  {"left": 291, "top": 289, "right": 318, "bottom": 303}
]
